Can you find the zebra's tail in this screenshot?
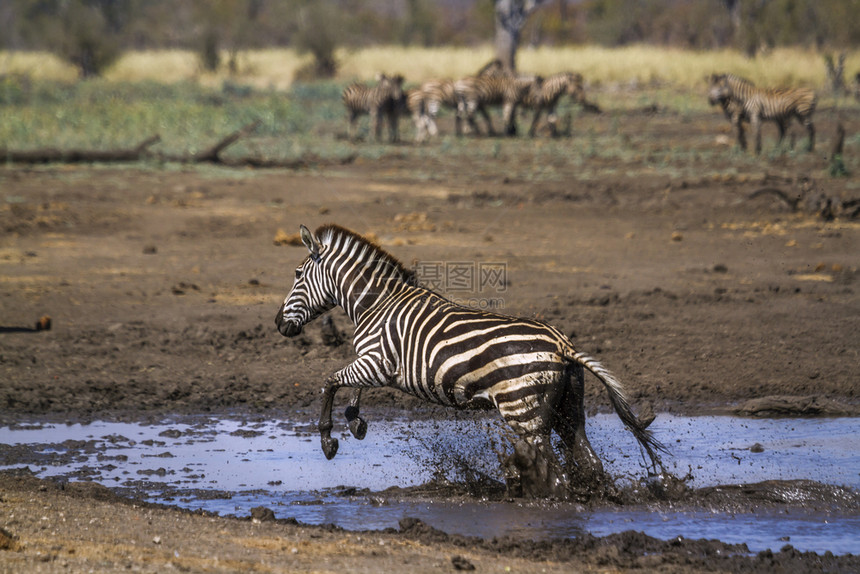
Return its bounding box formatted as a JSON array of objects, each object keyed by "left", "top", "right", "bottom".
[{"left": 565, "top": 349, "right": 669, "bottom": 468}]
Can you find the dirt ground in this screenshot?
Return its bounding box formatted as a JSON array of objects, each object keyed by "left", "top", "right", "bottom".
[{"left": 1, "top": 107, "right": 859, "bottom": 572}]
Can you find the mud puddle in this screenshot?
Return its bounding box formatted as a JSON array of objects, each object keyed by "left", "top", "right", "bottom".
[{"left": 2, "top": 414, "right": 859, "bottom": 555}]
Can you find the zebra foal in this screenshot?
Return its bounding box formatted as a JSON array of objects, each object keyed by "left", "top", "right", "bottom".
[
  {"left": 275, "top": 224, "right": 665, "bottom": 494},
  {"left": 342, "top": 73, "right": 404, "bottom": 142},
  {"left": 707, "top": 73, "right": 816, "bottom": 155},
  {"left": 521, "top": 71, "right": 585, "bottom": 137}
]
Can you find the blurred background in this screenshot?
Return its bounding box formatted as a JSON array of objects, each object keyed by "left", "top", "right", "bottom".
[
  {"left": 1, "top": 1, "right": 858, "bottom": 159},
  {"left": 2, "top": 0, "right": 859, "bottom": 81}
]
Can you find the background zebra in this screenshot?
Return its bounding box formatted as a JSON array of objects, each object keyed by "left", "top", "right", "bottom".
[
  {"left": 406, "top": 79, "right": 460, "bottom": 142},
  {"left": 411, "top": 60, "right": 509, "bottom": 141},
  {"left": 707, "top": 73, "right": 816, "bottom": 154},
  {"left": 275, "top": 224, "right": 666, "bottom": 496},
  {"left": 454, "top": 73, "right": 535, "bottom": 136},
  {"left": 707, "top": 75, "right": 750, "bottom": 150},
  {"left": 341, "top": 73, "right": 405, "bottom": 142},
  {"left": 520, "top": 71, "right": 585, "bottom": 137}
]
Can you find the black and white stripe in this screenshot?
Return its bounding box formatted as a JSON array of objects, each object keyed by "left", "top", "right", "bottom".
[
  {"left": 708, "top": 73, "right": 816, "bottom": 154},
  {"left": 454, "top": 73, "right": 535, "bottom": 136},
  {"left": 520, "top": 71, "right": 585, "bottom": 137},
  {"left": 407, "top": 78, "right": 460, "bottom": 142},
  {"left": 342, "top": 73, "right": 405, "bottom": 142},
  {"left": 409, "top": 60, "right": 510, "bottom": 141},
  {"left": 276, "top": 224, "right": 665, "bottom": 485}
]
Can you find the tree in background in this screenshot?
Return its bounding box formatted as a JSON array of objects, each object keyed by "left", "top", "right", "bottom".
[
  {"left": 402, "top": 0, "right": 439, "bottom": 46},
  {"left": 293, "top": 1, "right": 346, "bottom": 79},
  {"left": 194, "top": 0, "right": 265, "bottom": 73},
  {"left": 1, "top": 0, "right": 859, "bottom": 77},
  {"left": 494, "top": 0, "right": 547, "bottom": 71},
  {"left": 21, "top": 0, "right": 131, "bottom": 78}
]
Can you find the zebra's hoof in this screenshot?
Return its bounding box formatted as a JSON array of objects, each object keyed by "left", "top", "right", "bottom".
[
  {"left": 321, "top": 437, "right": 339, "bottom": 460},
  {"left": 349, "top": 416, "right": 368, "bottom": 440}
]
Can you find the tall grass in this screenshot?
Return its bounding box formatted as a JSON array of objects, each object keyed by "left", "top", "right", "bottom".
[
  {"left": 0, "top": 45, "right": 856, "bottom": 178},
  {"left": 3, "top": 45, "right": 855, "bottom": 89}
]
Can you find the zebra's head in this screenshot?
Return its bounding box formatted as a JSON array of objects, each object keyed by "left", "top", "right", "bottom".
[
  {"left": 376, "top": 73, "right": 404, "bottom": 105},
  {"left": 565, "top": 72, "right": 585, "bottom": 101},
  {"left": 275, "top": 225, "right": 337, "bottom": 337},
  {"left": 707, "top": 74, "right": 731, "bottom": 106}
]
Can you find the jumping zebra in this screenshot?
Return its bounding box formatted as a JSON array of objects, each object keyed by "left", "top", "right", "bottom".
[
  {"left": 707, "top": 73, "right": 817, "bottom": 154},
  {"left": 521, "top": 71, "right": 585, "bottom": 137},
  {"left": 342, "top": 73, "right": 405, "bottom": 142},
  {"left": 275, "top": 224, "right": 666, "bottom": 494}
]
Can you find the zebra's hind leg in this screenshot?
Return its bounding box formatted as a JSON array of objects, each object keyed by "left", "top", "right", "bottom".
[
  {"left": 555, "top": 362, "right": 605, "bottom": 483},
  {"left": 344, "top": 388, "right": 368, "bottom": 440},
  {"left": 502, "top": 435, "right": 569, "bottom": 499}
]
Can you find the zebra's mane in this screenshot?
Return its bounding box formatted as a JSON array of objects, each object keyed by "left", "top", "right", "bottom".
[
  {"left": 720, "top": 73, "right": 755, "bottom": 87},
  {"left": 316, "top": 224, "right": 415, "bottom": 283}
]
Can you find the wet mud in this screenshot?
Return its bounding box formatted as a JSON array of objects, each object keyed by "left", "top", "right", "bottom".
[{"left": 2, "top": 107, "right": 859, "bottom": 570}]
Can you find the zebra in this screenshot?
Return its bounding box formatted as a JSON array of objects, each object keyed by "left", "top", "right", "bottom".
[
  {"left": 454, "top": 73, "right": 536, "bottom": 136},
  {"left": 407, "top": 79, "right": 460, "bottom": 142},
  {"left": 409, "top": 61, "right": 507, "bottom": 142},
  {"left": 708, "top": 78, "right": 751, "bottom": 150},
  {"left": 707, "top": 73, "right": 816, "bottom": 154},
  {"left": 275, "top": 224, "right": 666, "bottom": 495},
  {"left": 520, "top": 71, "right": 585, "bottom": 137},
  {"left": 342, "top": 73, "right": 405, "bottom": 143}
]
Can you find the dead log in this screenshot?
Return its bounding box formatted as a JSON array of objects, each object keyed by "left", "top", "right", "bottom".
[
  {"left": 192, "top": 120, "right": 261, "bottom": 163},
  {"left": 1, "top": 120, "right": 355, "bottom": 169},
  {"left": 217, "top": 153, "right": 357, "bottom": 169},
  {"left": 1, "top": 135, "right": 160, "bottom": 164}
]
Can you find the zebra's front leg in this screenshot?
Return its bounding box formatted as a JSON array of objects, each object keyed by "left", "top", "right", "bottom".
[
  {"left": 344, "top": 388, "right": 367, "bottom": 440},
  {"left": 479, "top": 106, "right": 496, "bottom": 135},
  {"left": 318, "top": 377, "right": 341, "bottom": 460},
  {"left": 732, "top": 111, "right": 746, "bottom": 150},
  {"left": 317, "top": 355, "right": 395, "bottom": 459},
  {"left": 752, "top": 114, "right": 763, "bottom": 155},
  {"left": 805, "top": 118, "right": 815, "bottom": 151},
  {"left": 371, "top": 109, "right": 383, "bottom": 142}
]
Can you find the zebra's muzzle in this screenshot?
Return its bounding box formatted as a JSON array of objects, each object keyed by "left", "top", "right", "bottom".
[
  {"left": 277, "top": 319, "right": 302, "bottom": 337},
  {"left": 275, "top": 308, "right": 303, "bottom": 337}
]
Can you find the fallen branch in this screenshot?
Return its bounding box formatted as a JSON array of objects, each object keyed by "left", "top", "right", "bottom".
[
  {"left": 216, "top": 153, "right": 357, "bottom": 169},
  {"left": 193, "top": 120, "right": 261, "bottom": 163},
  {"left": 1, "top": 135, "right": 161, "bottom": 164}
]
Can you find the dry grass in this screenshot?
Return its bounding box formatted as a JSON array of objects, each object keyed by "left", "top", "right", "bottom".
[
  {"left": 0, "top": 51, "right": 78, "bottom": 81},
  {"left": 3, "top": 45, "right": 855, "bottom": 91}
]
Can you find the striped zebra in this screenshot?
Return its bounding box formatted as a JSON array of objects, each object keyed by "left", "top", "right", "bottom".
[
  {"left": 520, "top": 71, "right": 585, "bottom": 137},
  {"left": 342, "top": 73, "right": 405, "bottom": 142},
  {"left": 407, "top": 79, "right": 460, "bottom": 142},
  {"left": 708, "top": 81, "right": 750, "bottom": 150},
  {"left": 707, "top": 73, "right": 817, "bottom": 154},
  {"left": 454, "top": 73, "right": 535, "bottom": 136},
  {"left": 275, "top": 224, "right": 666, "bottom": 494},
  {"left": 409, "top": 61, "right": 506, "bottom": 142}
]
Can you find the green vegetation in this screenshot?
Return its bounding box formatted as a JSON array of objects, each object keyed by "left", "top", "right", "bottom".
[{"left": 1, "top": 47, "right": 857, "bottom": 181}]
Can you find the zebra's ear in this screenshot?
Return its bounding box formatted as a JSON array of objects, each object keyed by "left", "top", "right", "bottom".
[{"left": 300, "top": 225, "right": 321, "bottom": 262}]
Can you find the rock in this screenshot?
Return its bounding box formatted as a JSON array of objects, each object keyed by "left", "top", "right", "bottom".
[{"left": 250, "top": 506, "right": 275, "bottom": 522}]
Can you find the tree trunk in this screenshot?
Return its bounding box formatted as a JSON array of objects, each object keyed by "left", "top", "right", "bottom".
[{"left": 494, "top": 0, "right": 543, "bottom": 73}]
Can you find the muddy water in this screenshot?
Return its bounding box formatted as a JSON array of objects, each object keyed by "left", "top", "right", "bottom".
[{"left": 1, "top": 414, "right": 858, "bottom": 555}]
